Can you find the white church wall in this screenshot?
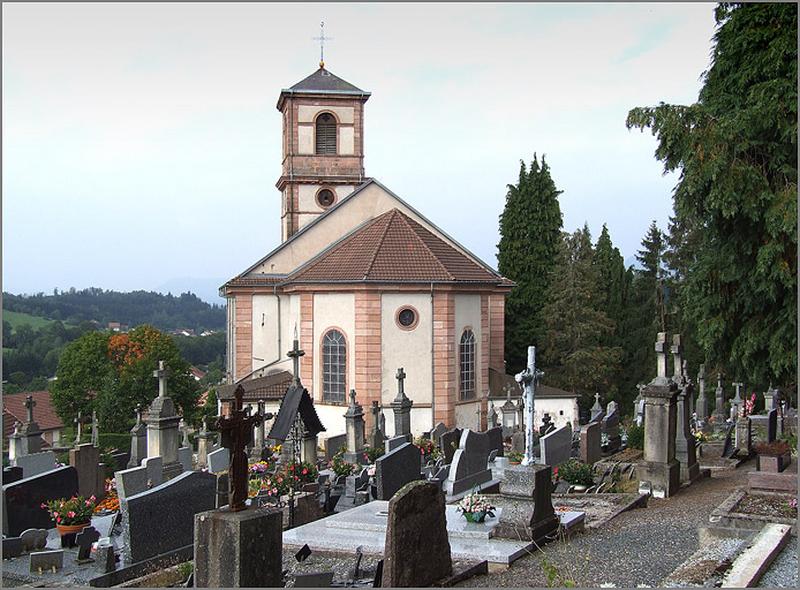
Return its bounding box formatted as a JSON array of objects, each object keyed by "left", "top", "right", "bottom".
[
  {"left": 298, "top": 125, "right": 314, "bottom": 154},
  {"left": 380, "top": 293, "right": 433, "bottom": 408},
  {"left": 339, "top": 126, "right": 354, "bottom": 155},
  {"left": 252, "top": 294, "right": 280, "bottom": 373},
  {"left": 298, "top": 105, "right": 355, "bottom": 124},
  {"left": 455, "top": 401, "right": 482, "bottom": 431},
  {"left": 487, "top": 397, "right": 579, "bottom": 432},
  {"left": 312, "top": 292, "right": 356, "bottom": 401},
  {"left": 314, "top": 404, "right": 347, "bottom": 438}
]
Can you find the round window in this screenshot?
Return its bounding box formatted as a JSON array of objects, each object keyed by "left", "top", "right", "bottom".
[
  {"left": 396, "top": 307, "right": 418, "bottom": 330},
  {"left": 317, "top": 189, "right": 335, "bottom": 208}
]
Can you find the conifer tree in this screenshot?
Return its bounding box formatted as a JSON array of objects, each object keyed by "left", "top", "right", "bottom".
[{"left": 497, "top": 155, "right": 563, "bottom": 373}]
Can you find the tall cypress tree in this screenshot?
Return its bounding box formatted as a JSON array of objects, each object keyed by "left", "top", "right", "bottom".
[{"left": 497, "top": 154, "right": 563, "bottom": 373}]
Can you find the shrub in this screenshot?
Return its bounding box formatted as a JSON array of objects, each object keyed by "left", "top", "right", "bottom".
[
  {"left": 98, "top": 433, "right": 130, "bottom": 452},
  {"left": 329, "top": 449, "right": 357, "bottom": 478},
  {"left": 754, "top": 440, "right": 790, "bottom": 456},
  {"left": 626, "top": 424, "right": 644, "bottom": 450},
  {"left": 364, "top": 446, "right": 384, "bottom": 464},
  {"left": 557, "top": 459, "right": 595, "bottom": 487}
]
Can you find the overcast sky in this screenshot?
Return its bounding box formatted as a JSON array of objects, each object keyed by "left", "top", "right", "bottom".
[{"left": 3, "top": 2, "right": 717, "bottom": 304}]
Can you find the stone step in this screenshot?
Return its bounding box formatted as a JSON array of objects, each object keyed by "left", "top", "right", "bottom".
[{"left": 721, "top": 523, "right": 792, "bottom": 588}]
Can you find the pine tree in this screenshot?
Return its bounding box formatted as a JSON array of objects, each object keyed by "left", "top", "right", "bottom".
[
  {"left": 541, "top": 225, "right": 622, "bottom": 410},
  {"left": 497, "top": 155, "right": 563, "bottom": 373}
]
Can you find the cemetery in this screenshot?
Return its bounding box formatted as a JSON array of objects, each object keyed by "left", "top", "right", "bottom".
[{"left": 1, "top": 331, "right": 796, "bottom": 588}]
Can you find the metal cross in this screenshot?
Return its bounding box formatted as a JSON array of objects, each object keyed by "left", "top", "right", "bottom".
[
  {"left": 287, "top": 328, "right": 306, "bottom": 386},
  {"left": 312, "top": 21, "right": 333, "bottom": 68},
  {"left": 24, "top": 395, "right": 36, "bottom": 423}
]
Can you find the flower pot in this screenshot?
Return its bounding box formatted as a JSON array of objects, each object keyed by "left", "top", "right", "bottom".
[
  {"left": 57, "top": 523, "right": 89, "bottom": 548},
  {"left": 463, "top": 511, "right": 487, "bottom": 524}
]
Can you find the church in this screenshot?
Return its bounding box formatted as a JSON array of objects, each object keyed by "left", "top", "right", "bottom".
[{"left": 220, "top": 63, "right": 517, "bottom": 438}]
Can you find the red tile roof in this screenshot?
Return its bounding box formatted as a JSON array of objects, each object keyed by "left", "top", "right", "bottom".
[
  {"left": 3, "top": 391, "right": 64, "bottom": 438},
  {"left": 217, "top": 371, "right": 294, "bottom": 402},
  {"left": 286, "top": 209, "right": 505, "bottom": 284}
]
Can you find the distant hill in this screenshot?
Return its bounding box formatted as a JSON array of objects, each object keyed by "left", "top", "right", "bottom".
[
  {"left": 3, "top": 288, "right": 226, "bottom": 333},
  {"left": 3, "top": 309, "right": 56, "bottom": 332}
]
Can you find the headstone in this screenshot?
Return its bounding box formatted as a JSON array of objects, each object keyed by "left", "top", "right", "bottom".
[
  {"left": 385, "top": 436, "right": 406, "bottom": 453},
  {"left": 637, "top": 333, "right": 680, "bottom": 499},
  {"left": 344, "top": 390, "right": 366, "bottom": 464},
  {"left": 2, "top": 466, "right": 79, "bottom": 536},
  {"left": 121, "top": 470, "right": 216, "bottom": 564},
  {"left": 500, "top": 391, "right": 517, "bottom": 437},
  {"left": 196, "top": 418, "right": 215, "bottom": 470},
  {"left": 69, "top": 443, "right": 106, "bottom": 501},
  {"left": 695, "top": 365, "right": 708, "bottom": 422},
  {"left": 721, "top": 424, "right": 735, "bottom": 458},
  {"left": 128, "top": 405, "right": 148, "bottom": 469},
  {"left": 735, "top": 416, "right": 752, "bottom": 456},
  {"left": 515, "top": 346, "right": 543, "bottom": 466},
  {"left": 115, "top": 456, "right": 164, "bottom": 499},
  {"left": 495, "top": 464, "right": 559, "bottom": 544},
  {"left": 634, "top": 384, "right": 646, "bottom": 427},
  {"left": 14, "top": 451, "right": 56, "bottom": 479},
  {"left": 382, "top": 481, "right": 452, "bottom": 587},
  {"left": 375, "top": 442, "right": 420, "bottom": 501},
  {"left": 76, "top": 525, "right": 100, "bottom": 562},
  {"left": 511, "top": 430, "right": 525, "bottom": 454},
  {"left": 3, "top": 466, "right": 23, "bottom": 484},
  {"left": 731, "top": 382, "right": 744, "bottom": 421},
  {"left": 539, "top": 414, "right": 555, "bottom": 437},
  {"left": 763, "top": 385, "right": 780, "bottom": 411},
  {"left": 672, "top": 335, "right": 700, "bottom": 483},
  {"left": 601, "top": 402, "right": 621, "bottom": 454},
  {"left": 144, "top": 360, "right": 183, "bottom": 479},
  {"left": 430, "top": 422, "right": 447, "bottom": 445},
  {"left": 767, "top": 408, "right": 778, "bottom": 443},
  {"left": 91, "top": 410, "right": 99, "bottom": 447},
  {"left": 590, "top": 393, "right": 604, "bottom": 423},
  {"left": 488, "top": 405, "right": 498, "bottom": 429},
  {"left": 94, "top": 539, "right": 116, "bottom": 574},
  {"left": 444, "top": 429, "right": 493, "bottom": 496},
  {"left": 295, "top": 572, "right": 335, "bottom": 587},
  {"left": 194, "top": 506, "right": 283, "bottom": 588},
  {"left": 579, "top": 422, "right": 601, "bottom": 464},
  {"left": 325, "top": 434, "right": 347, "bottom": 460},
  {"left": 539, "top": 424, "right": 572, "bottom": 467},
  {"left": 178, "top": 447, "right": 193, "bottom": 472},
  {"left": 438, "top": 428, "right": 462, "bottom": 465},
  {"left": 29, "top": 549, "right": 64, "bottom": 573},
  {"left": 19, "top": 528, "right": 48, "bottom": 551},
  {"left": 390, "top": 368, "right": 413, "bottom": 443},
  {"left": 369, "top": 401, "right": 386, "bottom": 450},
  {"left": 207, "top": 447, "right": 230, "bottom": 474},
  {"left": 2, "top": 537, "right": 23, "bottom": 559},
  {"left": 14, "top": 395, "right": 44, "bottom": 457},
  {"left": 712, "top": 373, "right": 727, "bottom": 427}
]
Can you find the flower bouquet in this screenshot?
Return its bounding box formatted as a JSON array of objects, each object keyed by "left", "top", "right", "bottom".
[
  {"left": 94, "top": 478, "right": 119, "bottom": 514},
  {"left": 42, "top": 495, "right": 97, "bottom": 547},
  {"left": 456, "top": 492, "right": 496, "bottom": 524}
]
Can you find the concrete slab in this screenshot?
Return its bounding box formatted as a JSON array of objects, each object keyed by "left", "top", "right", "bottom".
[{"left": 722, "top": 523, "right": 792, "bottom": 587}]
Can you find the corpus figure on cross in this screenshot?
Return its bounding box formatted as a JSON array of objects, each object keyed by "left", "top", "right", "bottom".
[{"left": 216, "top": 384, "right": 265, "bottom": 511}]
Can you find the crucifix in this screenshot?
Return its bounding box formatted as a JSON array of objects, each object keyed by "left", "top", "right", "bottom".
[
  {"left": 216, "top": 384, "right": 265, "bottom": 511},
  {"left": 312, "top": 21, "right": 333, "bottom": 68},
  {"left": 24, "top": 395, "right": 36, "bottom": 423},
  {"left": 394, "top": 367, "right": 407, "bottom": 402},
  {"left": 288, "top": 327, "right": 305, "bottom": 386},
  {"left": 153, "top": 360, "right": 170, "bottom": 398},
  {"left": 515, "top": 346, "right": 543, "bottom": 466}
]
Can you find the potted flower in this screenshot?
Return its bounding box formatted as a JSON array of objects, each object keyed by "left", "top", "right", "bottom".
[
  {"left": 507, "top": 451, "right": 523, "bottom": 465},
  {"left": 42, "top": 495, "right": 96, "bottom": 547},
  {"left": 755, "top": 440, "right": 792, "bottom": 473},
  {"left": 457, "top": 492, "right": 496, "bottom": 524}
]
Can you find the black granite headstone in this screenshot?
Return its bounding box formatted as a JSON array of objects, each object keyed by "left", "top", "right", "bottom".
[
  {"left": 486, "top": 427, "right": 504, "bottom": 457},
  {"left": 438, "top": 428, "right": 462, "bottom": 465},
  {"left": 2, "top": 466, "right": 79, "bottom": 536},
  {"left": 2, "top": 537, "right": 23, "bottom": 559},
  {"left": 3, "top": 466, "right": 23, "bottom": 484},
  {"left": 721, "top": 424, "right": 735, "bottom": 458},
  {"left": 767, "top": 408, "right": 778, "bottom": 443},
  {"left": 375, "top": 443, "right": 421, "bottom": 501}
]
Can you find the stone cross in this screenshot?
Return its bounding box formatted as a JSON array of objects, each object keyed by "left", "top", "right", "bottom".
[
  {"left": 287, "top": 332, "right": 305, "bottom": 386},
  {"left": 180, "top": 419, "right": 190, "bottom": 448},
  {"left": 488, "top": 405, "right": 498, "bottom": 428},
  {"left": 153, "top": 360, "right": 170, "bottom": 398},
  {"left": 24, "top": 395, "right": 36, "bottom": 423},
  {"left": 671, "top": 334, "right": 683, "bottom": 381},
  {"left": 216, "top": 384, "right": 263, "bottom": 511},
  {"left": 75, "top": 526, "right": 100, "bottom": 562},
  {"left": 655, "top": 332, "right": 668, "bottom": 382},
  {"left": 91, "top": 410, "right": 99, "bottom": 447},
  {"left": 74, "top": 411, "right": 83, "bottom": 446},
  {"left": 514, "top": 346, "right": 543, "bottom": 466},
  {"left": 371, "top": 401, "right": 381, "bottom": 432},
  {"left": 395, "top": 368, "right": 407, "bottom": 401}
]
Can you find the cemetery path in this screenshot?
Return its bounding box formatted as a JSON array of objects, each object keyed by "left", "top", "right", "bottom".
[{"left": 456, "top": 465, "right": 752, "bottom": 588}]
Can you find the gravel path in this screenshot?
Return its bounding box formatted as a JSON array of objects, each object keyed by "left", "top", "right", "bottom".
[
  {"left": 456, "top": 467, "right": 750, "bottom": 588},
  {"left": 756, "top": 536, "right": 798, "bottom": 588}
]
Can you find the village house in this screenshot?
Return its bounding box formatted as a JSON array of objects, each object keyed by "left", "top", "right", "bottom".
[{"left": 3, "top": 390, "right": 65, "bottom": 448}]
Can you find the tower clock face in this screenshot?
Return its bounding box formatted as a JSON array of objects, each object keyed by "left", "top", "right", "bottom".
[{"left": 317, "top": 189, "right": 335, "bottom": 208}]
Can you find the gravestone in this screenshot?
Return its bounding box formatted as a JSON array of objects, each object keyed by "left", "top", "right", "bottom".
[
  {"left": 735, "top": 416, "right": 752, "bottom": 456},
  {"left": 486, "top": 426, "right": 504, "bottom": 457},
  {"left": 3, "top": 466, "right": 23, "bottom": 484},
  {"left": 69, "top": 443, "right": 105, "bottom": 501},
  {"left": 194, "top": 506, "right": 283, "bottom": 588},
  {"left": 178, "top": 447, "right": 193, "bottom": 472},
  {"left": 115, "top": 456, "right": 163, "bottom": 500},
  {"left": 369, "top": 401, "right": 385, "bottom": 450},
  {"left": 438, "top": 428, "right": 462, "bottom": 465},
  {"left": 430, "top": 422, "right": 447, "bottom": 445},
  {"left": 3, "top": 537, "right": 23, "bottom": 559},
  {"left": 511, "top": 430, "right": 525, "bottom": 454},
  {"left": 19, "top": 528, "right": 48, "bottom": 551},
  {"left": 500, "top": 392, "right": 517, "bottom": 437},
  {"left": 721, "top": 424, "right": 735, "bottom": 458},
  {"left": 579, "top": 422, "right": 601, "bottom": 465},
  {"left": 76, "top": 526, "right": 100, "bottom": 562},
  {"left": 145, "top": 360, "right": 183, "bottom": 480},
  {"left": 601, "top": 402, "right": 621, "bottom": 454},
  {"left": 196, "top": 418, "right": 215, "bottom": 470},
  {"left": 2, "top": 466, "right": 79, "bottom": 536},
  {"left": 375, "top": 442, "right": 421, "bottom": 501},
  {"left": 207, "top": 447, "right": 230, "bottom": 474},
  {"left": 767, "top": 408, "right": 778, "bottom": 443},
  {"left": 121, "top": 470, "right": 216, "bottom": 564},
  {"left": 29, "top": 549, "right": 64, "bottom": 573},
  {"left": 390, "top": 368, "right": 413, "bottom": 443},
  {"left": 325, "top": 434, "right": 348, "bottom": 460},
  {"left": 343, "top": 390, "right": 366, "bottom": 464},
  {"left": 672, "top": 336, "right": 700, "bottom": 483},
  {"left": 14, "top": 451, "right": 56, "bottom": 479},
  {"left": 488, "top": 405, "right": 499, "bottom": 429},
  {"left": 385, "top": 436, "right": 407, "bottom": 453},
  {"left": 495, "top": 464, "right": 559, "bottom": 544},
  {"left": 110, "top": 451, "right": 130, "bottom": 472},
  {"left": 444, "top": 429, "right": 493, "bottom": 496},
  {"left": 539, "top": 424, "right": 572, "bottom": 467},
  {"left": 128, "top": 405, "right": 147, "bottom": 468},
  {"left": 590, "top": 393, "right": 604, "bottom": 423},
  {"left": 94, "top": 539, "right": 116, "bottom": 575},
  {"left": 10, "top": 395, "right": 44, "bottom": 459},
  {"left": 382, "top": 481, "right": 452, "bottom": 587},
  {"left": 696, "top": 365, "right": 708, "bottom": 422},
  {"left": 539, "top": 414, "right": 555, "bottom": 437}
]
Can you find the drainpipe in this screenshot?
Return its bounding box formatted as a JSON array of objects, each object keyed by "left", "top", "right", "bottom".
[{"left": 430, "top": 281, "right": 435, "bottom": 429}]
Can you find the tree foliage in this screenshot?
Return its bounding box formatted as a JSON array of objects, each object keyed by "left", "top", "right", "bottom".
[
  {"left": 627, "top": 3, "right": 797, "bottom": 389},
  {"left": 497, "top": 155, "right": 563, "bottom": 373}
]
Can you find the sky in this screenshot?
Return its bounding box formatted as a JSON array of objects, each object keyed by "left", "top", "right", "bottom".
[{"left": 3, "top": 2, "right": 718, "bottom": 304}]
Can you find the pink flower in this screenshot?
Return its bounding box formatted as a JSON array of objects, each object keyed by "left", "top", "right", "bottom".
[
  {"left": 67, "top": 511, "right": 76, "bottom": 518},
  {"left": 53, "top": 511, "right": 59, "bottom": 518},
  {"left": 85, "top": 500, "right": 92, "bottom": 506},
  {"left": 56, "top": 517, "right": 62, "bottom": 523}
]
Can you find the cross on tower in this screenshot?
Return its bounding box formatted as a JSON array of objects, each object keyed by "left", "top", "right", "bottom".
[
  {"left": 153, "top": 360, "right": 170, "bottom": 398},
  {"left": 287, "top": 330, "right": 306, "bottom": 386},
  {"left": 312, "top": 21, "right": 333, "bottom": 68},
  {"left": 24, "top": 395, "right": 36, "bottom": 423}
]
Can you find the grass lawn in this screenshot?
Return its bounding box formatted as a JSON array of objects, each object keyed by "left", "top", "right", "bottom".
[{"left": 2, "top": 309, "right": 55, "bottom": 332}]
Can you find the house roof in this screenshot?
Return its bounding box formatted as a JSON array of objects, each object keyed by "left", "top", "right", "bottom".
[
  {"left": 286, "top": 67, "right": 369, "bottom": 95},
  {"left": 278, "top": 208, "right": 506, "bottom": 285},
  {"left": 3, "top": 391, "right": 64, "bottom": 438},
  {"left": 217, "top": 371, "right": 294, "bottom": 403}
]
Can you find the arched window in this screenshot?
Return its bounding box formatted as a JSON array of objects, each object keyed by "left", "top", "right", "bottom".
[
  {"left": 322, "top": 329, "right": 346, "bottom": 403},
  {"left": 315, "top": 113, "right": 337, "bottom": 155},
  {"left": 459, "top": 329, "right": 476, "bottom": 400}
]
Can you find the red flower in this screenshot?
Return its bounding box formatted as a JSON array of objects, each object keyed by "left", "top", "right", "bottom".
[{"left": 302, "top": 468, "right": 308, "bottom": 475}]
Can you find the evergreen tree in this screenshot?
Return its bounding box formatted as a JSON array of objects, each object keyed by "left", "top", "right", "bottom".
[
  {"left": 541, "top": 225, "right": 622, "bottom": 410},
  {"left": 497, "top": 155, "right": 563, "bottom": 373},
  {"left": 627, "top": 3, "right": 797, "bottom": 390}
]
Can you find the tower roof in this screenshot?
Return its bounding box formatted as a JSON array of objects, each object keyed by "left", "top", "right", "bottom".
[{"left": 277, "top": 67, "right": 370, "bottom": 108}]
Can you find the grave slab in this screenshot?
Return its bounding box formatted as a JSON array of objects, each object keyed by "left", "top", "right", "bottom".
[{"left": 3, "top": 466, "right": 79, "bottom": 536}]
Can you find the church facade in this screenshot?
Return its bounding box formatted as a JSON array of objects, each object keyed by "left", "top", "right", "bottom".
[{"left": 222, "top": 67, "right": 513, "bottom": 438}]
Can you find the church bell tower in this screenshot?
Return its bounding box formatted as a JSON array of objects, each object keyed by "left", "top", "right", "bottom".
[{"left": 276, "top": 64, "right": 370, "bottom": 242}]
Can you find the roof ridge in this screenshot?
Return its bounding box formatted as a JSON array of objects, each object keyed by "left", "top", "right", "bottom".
[
  {"left": 394, "top": 211, "right": 456, "bottom": 281},
  {"left": 362, "top": 210, "right": 399, "bottom": 280}
]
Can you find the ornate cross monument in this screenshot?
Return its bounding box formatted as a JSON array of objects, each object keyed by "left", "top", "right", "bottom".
[
  {"left": 695, "top": 364, "right": 708, "bottom": 422},
  {"left": 712, "top": 372, "right": 727, "bottom": 427},
  {"left": 144, "top": 360, "right": 182, "bottom": 479},
  {"left": 369, "top": 400, "right": 385, "bottom": 449},
  {"left": 672, "top": 335, "right": 699, "bottom": 483},
  {"left": 10, "top": 395, "right": 43, "bottom": 458},
  {"left": 391, "top": 367, "right": 413, "bottom": 442},
  {"left": 343, "top": 389, "right": 366, "bottom": 463},
  {"left": 731, "top": 382, "right": 744, "bottom": 420},
  {"left": 128, "top": 404, "right": 147, "bottom": 468},
  {"left": 514, "top": 346, "right": 543, "bottom": 466},
  {"left": 590, "top": 392, "right": 604, "bottom": 423}
]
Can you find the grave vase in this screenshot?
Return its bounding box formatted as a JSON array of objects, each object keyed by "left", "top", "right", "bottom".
[{"left": 463, "top": 510, "right": 488, "bottom": 523}]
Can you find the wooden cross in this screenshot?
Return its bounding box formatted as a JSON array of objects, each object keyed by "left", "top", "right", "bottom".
[
  {"left": 24, "top": 395, "right": 36, "bottom": 423},
  {"left": 312, "top": 21, "right": 333, "bottom": 68},
  {"left": 153, "top": 360, "right": 170, "bottom": 398}
]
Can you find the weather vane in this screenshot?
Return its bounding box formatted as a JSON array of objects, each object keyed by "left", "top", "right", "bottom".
[{"left": 313, "top": 21, "right": 332, "bottom": 69}]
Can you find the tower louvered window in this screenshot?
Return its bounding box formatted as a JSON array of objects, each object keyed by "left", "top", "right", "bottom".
[
  {"left": 315, "top": 113, "right": 337, "bottom": 155},
  {"left": 460, "top": 329, "right": 476, "bottom": 400},
  {"left": 322, "top": 329, "right": 346, "bottom": 403}
]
